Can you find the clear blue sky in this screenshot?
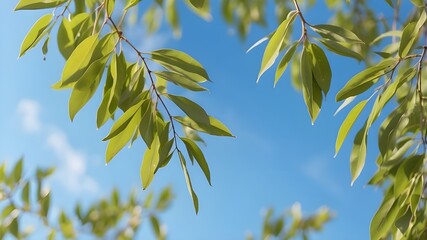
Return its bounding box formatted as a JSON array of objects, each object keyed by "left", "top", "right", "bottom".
[{"left": 0, "top": 1, "right": 400, "bottom": 239}]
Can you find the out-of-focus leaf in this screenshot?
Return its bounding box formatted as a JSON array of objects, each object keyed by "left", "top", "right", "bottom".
[{"left": 399, "top": 10, "right": 426, "bottom": 57}]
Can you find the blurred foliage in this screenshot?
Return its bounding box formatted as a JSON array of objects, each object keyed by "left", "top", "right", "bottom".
[
  {"left": 247, "top": 203, "right": 333, "bottom": 240},
  {"left": 0, "top": 158, "right": 172, "bottom": 239}
]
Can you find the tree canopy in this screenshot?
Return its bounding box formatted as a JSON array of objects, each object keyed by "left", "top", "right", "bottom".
[{"left": 8, "top": 0, "right": 427, "bottom": 239}]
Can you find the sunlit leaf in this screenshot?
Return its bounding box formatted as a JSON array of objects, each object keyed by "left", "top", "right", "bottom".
[
  {"left": 181, "top": 137, "right": 211, "bottom": 185},
  {"left": 350, "top": 126, "right": 367, "bottom": 185},
  {"left": 399, "top": 10, "right": 426, "bottom": 57},
  {"left": 150, "top": 49, "right": 210, "bottom": 82},
  {"left": 275, "top": 42, "right": 298, "bottom": 86},
  {"left": 154, "top": 71, "right": 207, "bottom": 91},
  {"left": 15, "top": 0, "right": 67, "bottom": 10},
  {"left": 257, "top": 10, "right": 297, "bottom": 82},
  {"left": 19, "top": 14, "right": 52, "bottom": 57},
  {"left": 178, "top": 152, "right": 199, "bottom": 213},
  {"left": 335, "top": 100, "right": 368, "bottom": 156},
  {"left": 167, "top": 94, "right": 210, "bottom": 126},
  {"left": 141, "top": 136, "right": 160, "bottom": 189},
  {"left": 174, "top": 116, "right": 233, "bottom": 137}
]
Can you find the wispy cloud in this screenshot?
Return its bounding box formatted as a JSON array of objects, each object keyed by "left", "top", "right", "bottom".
[
  {"left": 17, "top": 99, "right": 41, "bottom": 133},
  {"left": 16, "top": 99, "right": 99, "bottom": 195},
  {"left": 301, "top": 157, "right": 344, "bottom": 198},
  {"left": 46, "top": 129, "right": 99, "bottom": 194}
]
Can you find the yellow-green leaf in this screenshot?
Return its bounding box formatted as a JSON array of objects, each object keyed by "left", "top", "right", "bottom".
[
  {"left": 181, "top": 137, "right": 211, "bottom": 185},
  {"left": 15, "top": 0, "right": 67, "bottom": 10},
  {"left": 178, "top": 151, "right": 199, "bottom": 213},
  {"left": 19, "top": 14, "right": 52, "bottom": 57},
  {"left": 257, "top": 10, "right": 297, "bottom": 82},
  {"left": 141, "top": 136, "right": 160, "bottom": 189},
  {"left": 335, "top": 100, "right": 368, "bottom": 156},
  {"left": 167, "top": 94, "right": 210, "bottom": 126}
]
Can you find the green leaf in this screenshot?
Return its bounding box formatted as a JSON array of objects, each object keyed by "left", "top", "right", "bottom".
[
  {"left": 150, "top": 214, "right": 161, "bottom": 237},
  {"left": 105, "top": 104, "right": 143, "bottom": 163},
  {"left": 166, "top": 0, "right": 181, "bottom": 37},
  {"left": 40, "top": 192, "right": 50, "bottom": 217},
  {"left": 57, "top": 34, "right": 99, "bottom": 88},
  {"left": 257, "top": 10, "right": 297, "bottom": 82},
  {"left": 184, "top": 0, "right": 211, "bottom": 21},
  {"left": 174, "top": 116, "right": 233, "bottom": 137},
  {"left": 336, "top": 58, "right": 396, "bottom": 101},
  {"left": 12, "top": 158, "right": 23, "bottom": 183},
  {"left": 181, "top": 137, "right": 211, "bottom": 185},
  {"left": 150, "top": 49, "right": 210, "bottom": 82},
  {"left": 350, "top": 126, "right": 367, "bottom": 185},
  {"left": 103, "top": 100, "right": 144, "bottom": 141},
  {"left": 275, "top": 42, "right": 298, "bottom": 86},
  {"left": 141, "top": 136, "right": 160, "bottom": 189},
  {"left": 69, "top": 56, "right": 109, "bottom": 121},
  {"left": 178, "top": 152, "right": 199, "bottom": 213},
  {"left": 311, "top": 24, "right": 364, "bottom": 44},
  {"left": 156, "top": 186, "right": 173, "bottom": 211},
  {"left": 106, "top": 0, "right": 115, "bottom": 17},
  {"left": 335, "top": 100, "right": 368, "bottom": 156},
  {"left": 370, "top": 191, "right": 401, "bottom": 240},
  {"left": 310, "top": 44, "right": 332, "bottom": 95},
  {"left": 22, "top": 181, "right": 30, "bottom": 207},
  {"left": 399, "top": 10, "right": 426, "bottom": 57},
  {"left": 139, "top": 100, "right": 156, "bottom": 147},
  {"left": 19, "top": 14, "right": 52, "bottom": 57},
  {"left": 410, "top": 0, "right": 426, "bottom": 7},
  {"left": 154, "top": 71, "right": 207, "bottom": 91},
  {"left": 167, "top": 94, "right": 210, "bottom": 126},
  {"left": 124, "top": 0, "right": 142, "bottom": 10},
  {"left": 15, "top": 0, "right": 67, "bottom": 10},
  {"left": 370, "top": 30, "right": 402, "bottom": 45},
  {"left": 394, "top": 155, "right": 423, "bottom": 197},
  {"left": 317, "top": 38, "right": 363, "bottom": 60},
  {"left": 59, "top": 211, "right": 75, "bottom": 238}
]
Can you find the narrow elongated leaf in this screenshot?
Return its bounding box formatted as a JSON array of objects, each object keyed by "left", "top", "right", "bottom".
[
  {"left": 124, "top": 0, "right": 142, "bottom": 10},
  {"left": 19, "top": 14, "right": 52, "bottom": 57},
  {"left": 150, "top": 214, "right": 161, "bottom": 237},
  {"left": 410, "top": 0, "right": 425, "bottom": 7},
  {"left": 58, "top": 34, "right": 99, "bottom": 88},
  {"left": 311, "top": 44, "right": 332, "bottom": 95},
  {"left": 311, "top": 24, "right": 364, "bottom": 43},
  {"left": 175, "top": 116, "right": 233, "bottom": 137},
  {"left": 394, "top": 155, "right": 423, "bottom": 197},
  {"left": 150, "top": 49, "right": 209, "bottom": 82},
  {"left": 181, "top": 137, "right": 211, "bottom": 185},
  {"left": 165, "top": 0, "right": 181, "bottom": 37},
  {"left": 370, "top": 191, "right": 401, "bottom": 240},
  {"left": 247, "top": 36, "right": 269, "bottom": 53},
  {"left": 399, "top": 10, "right": 426, "bottom": 57},
  {"left": 22, "top": 182, "right": 30, "bottom": 207},
  {"left": 257, "top": 10, "right": 297, "bottom": 82},
  {"left": 275, "top": 42, "right": 298, "bottom": 86},
  {"left": 178, "top": 152, "right": 199, "bottom": 213},
  {"left": 69, "top": 56, "right": 108, "bottom": 120},
  {"left": 335, "top": 100, "right": 368, "bottom": 156},
  {"left": 350, "top": 126, "right": 367, "bottom": 185},
  {"left": 139, "top": 100, "right": 156, "bottom": 147},
  {"left": 106, "top": 0, "right": 115, "bottom": 17},
  {"left": 167, "top": 94, "right": 210, "bottom": 126},
  {"left": 336, "top": 58, "right": 396, "bottom": 101},
  {"left": 370, "top": 30, "right": 402, "bottom": 45},
  {"left": 104, "top": 100, "right": 143, "bottom": 141},
  {"left": 154, "top": 71, "right": 207, "bottom": 91},
  {"left": 184, "top": 0, "right": 211, "bottom": 20},
  {"left": 105, "top": 107, "right": 142, "bottom": 163},
  {"left": 317, "top": 38, "right": 363, "bottom": 60},
  {"left": 15, "top": 0, "right": 67, "bottom": 10},
  {"left": 141, "top": 136, "right": 160, "bottom": 189}
]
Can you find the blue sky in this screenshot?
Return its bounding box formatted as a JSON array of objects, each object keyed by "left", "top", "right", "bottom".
[{"left": 0, "top": 1, "right": 400, "bottom": 239}]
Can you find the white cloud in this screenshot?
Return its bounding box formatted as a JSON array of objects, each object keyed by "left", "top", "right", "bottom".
[
  {"left": 301, "top": 157, "right": 343, "bottom": 198},
  {"left": 16, "top": 98, "right": 100, "bottom": 195},
  {"left": 46, "top": 129, "right": 99, "bottom": 195},
  {"left": 17, "top": 99, "right": 41, "bottom": 133}
]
